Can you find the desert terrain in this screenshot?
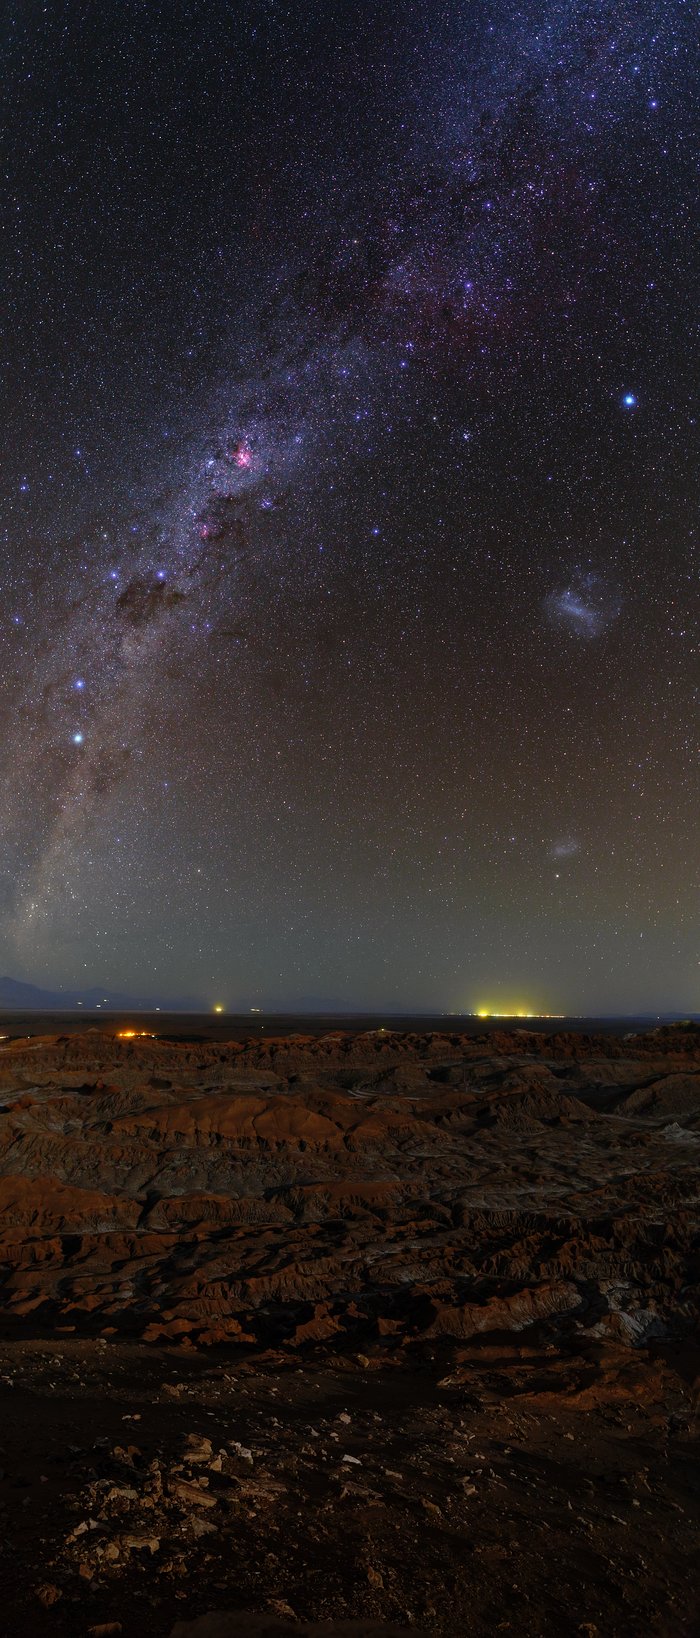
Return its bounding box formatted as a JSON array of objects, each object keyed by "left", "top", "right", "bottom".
[{"left": 0, "top": 1024, "right": 697, "bottom": 1637}]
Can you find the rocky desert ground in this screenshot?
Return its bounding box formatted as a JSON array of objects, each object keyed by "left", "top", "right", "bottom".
[{"left": 0, "top": 1024, "right": 698, "bottom": 1637}]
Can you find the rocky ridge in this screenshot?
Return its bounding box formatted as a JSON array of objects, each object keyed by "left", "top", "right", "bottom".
[
  {"left": 0, "top": 1028, "right": 698, "bottom": 1353},
  {"left": 0, "top": 1027, "right": 698, "bottom": 1636}
]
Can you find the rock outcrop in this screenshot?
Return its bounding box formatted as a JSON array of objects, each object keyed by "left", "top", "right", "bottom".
[{"left": 0, "top": 1028, "right": 697, "bottom": 1354}]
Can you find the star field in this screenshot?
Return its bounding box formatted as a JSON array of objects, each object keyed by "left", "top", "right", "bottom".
[{"left": 0, "top": 1, "right": 698, "bottom": 1011}]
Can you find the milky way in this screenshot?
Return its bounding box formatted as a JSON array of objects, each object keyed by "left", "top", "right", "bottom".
[{"left": 0, "top": 1, "right": 698, "bottom": 1010}]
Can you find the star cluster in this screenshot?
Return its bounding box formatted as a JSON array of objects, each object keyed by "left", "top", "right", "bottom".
[{"left": 0, "top": 1, "right": 698, "bottom": 1011}]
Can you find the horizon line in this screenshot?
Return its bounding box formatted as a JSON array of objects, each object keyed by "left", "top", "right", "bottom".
[{"left": 0, "top": 1006, "right": 698, "bottom": 1020}]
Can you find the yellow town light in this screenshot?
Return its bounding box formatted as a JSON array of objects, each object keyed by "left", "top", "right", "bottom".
[
  {"left": 473, "top": 1007, "right": 565, "bottom": 1021},
  {"left": 474, "top": 1006, "right": 535, "bottom": 1019},
  {"left": 213, "top": 1004, "right": 225, "bottom": 1014}
]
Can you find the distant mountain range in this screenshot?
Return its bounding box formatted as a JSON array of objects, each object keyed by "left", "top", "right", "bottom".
[
  {"left": 0, "top": 975, "right": 201, "bottom": 1012},
  {"left": 0, "top": 976, "right": 377, "bottom": 1014},
  {"left": 3, "top": 977, "right": 695, "bottom": 1020},
  {"left": 0, "top": 976, "right": 359, "bottom": 1014}
]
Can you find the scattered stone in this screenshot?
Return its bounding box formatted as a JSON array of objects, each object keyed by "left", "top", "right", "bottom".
[
  {"left": 66, "top": 1518, "right": 95, "bottom": 1543},
  {"left": 228, "top": 1441, "right": 253, "bottom": 1462},
  {"left": 190, "top": 1516, "right": 219, "bottom": 1537},
  {"left": 121, "top": 1533, "right": 161, "bottom": 1554},
  {"left": 104, "top": 1484, "right": 140, "bottom": 1503},
  {"left": 35, "top": 1583, "right": 62, "bottom": 1607},
  {"left": 183, "top": 1433, "right": 213, "bottom": 1463},
  {"left": 170, "top": 1478, "right": 218, "bottom": 1509}
]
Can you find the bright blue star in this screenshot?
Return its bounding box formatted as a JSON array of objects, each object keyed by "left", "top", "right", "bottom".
[
  {"left": 622, "top": 392, "right": 637, "bottom": 408},
  {"left": 73, "top": 678, "right": 85, "bottom": 691},
  {"left": 72, "top": 732, "right": 84, "bottom": 745}
]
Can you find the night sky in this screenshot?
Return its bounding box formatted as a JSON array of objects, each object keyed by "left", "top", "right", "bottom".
[{"left": 1, "top": 1, "right": 698, "bottom": 1013}]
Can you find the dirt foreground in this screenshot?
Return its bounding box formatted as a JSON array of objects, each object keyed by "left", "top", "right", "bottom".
[{"left": 0, "top": 1026, "right": 698, "bottom": 1636}]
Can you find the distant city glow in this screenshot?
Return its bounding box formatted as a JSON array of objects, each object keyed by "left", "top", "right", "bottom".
[
  {"left": 474, "top": 1007, "right": 565, "bottom": 1020},
  {"left": 213, "top": 1003, "right": 225, "bottom": 1013}
]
